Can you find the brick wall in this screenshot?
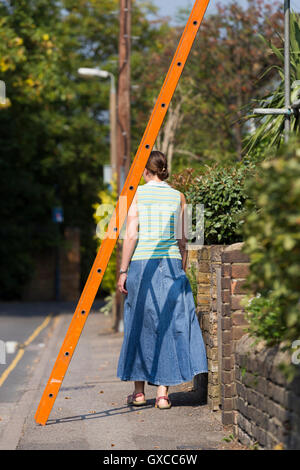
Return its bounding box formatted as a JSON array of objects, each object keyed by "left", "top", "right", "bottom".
[
  {"left": 190, "top": 241, "right": 300, "bottom": 449},
  {"left": 220, "top": 242, "right": 250, "bottom": 425},
  {"left": 235, "top": 334, "right": 300, "bottom": 449},
  {"left": 22, "top": 227, "right": 80, "bottom": 301},
  {"left": 186, "top": 242, "right": 251, "bottom": 416},
  {"left": 188, "top": 245, "right": 227, "bottom": 410}
]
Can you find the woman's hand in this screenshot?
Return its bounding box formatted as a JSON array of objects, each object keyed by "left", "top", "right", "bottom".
[{"left": 117, "top": 273, "right": 128, "bottom": 294}]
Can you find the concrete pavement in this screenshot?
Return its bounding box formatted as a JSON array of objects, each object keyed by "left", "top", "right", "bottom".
[{"left": 0, "top": 304, "right": 235, "bottom": 450}]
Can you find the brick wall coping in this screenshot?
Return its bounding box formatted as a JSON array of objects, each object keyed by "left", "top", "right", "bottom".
[{"left": 223, "top": 242, "right": 245, "bottom": 252}]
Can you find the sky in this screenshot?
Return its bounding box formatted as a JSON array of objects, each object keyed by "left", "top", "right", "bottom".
[{"left": 150, "top": 0, "right": 300, "bottom": 19}]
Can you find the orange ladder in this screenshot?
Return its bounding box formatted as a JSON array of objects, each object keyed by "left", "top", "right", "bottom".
[{"left": 34, "top": 0, "right": 210, "bottom": 426}]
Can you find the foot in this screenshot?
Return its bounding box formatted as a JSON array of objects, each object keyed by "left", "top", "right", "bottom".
[
  {"left": 127, "top": 391, "right": 146, "bottom": 406},
  {"left": 155, "top": 395, "right": 172, "bottom": 409},
  {"left": 133, "top": 391, "right": 146, "bottom": 403},
  {"left": 156, "top": 386, "right": 170, "bottom": 409}
]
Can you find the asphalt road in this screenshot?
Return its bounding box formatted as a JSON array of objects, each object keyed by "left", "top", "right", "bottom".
[
  {"left": 0, "top": 300, "right": 104, "bottom": 448},
  {"left": 0, "top": 302, "right": 76, "bottom": 403}
]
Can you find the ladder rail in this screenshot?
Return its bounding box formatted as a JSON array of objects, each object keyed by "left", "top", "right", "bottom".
[{"left": 34, "top": 0, "right": 210, "bottom": 426}]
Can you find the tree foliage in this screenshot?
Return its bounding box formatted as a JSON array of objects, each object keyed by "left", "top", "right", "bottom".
[
  {"left": 0, "top": 0, "right": 167, "bottom": 298},
  {"left": 134, "top": 0, "right": 284, "bottom": 169},
  {"left": 242, "top": 136, "right": 300, "bottom": 346},
  {"left": 181, "top": 0, "right": 283, "bottom": 163}
]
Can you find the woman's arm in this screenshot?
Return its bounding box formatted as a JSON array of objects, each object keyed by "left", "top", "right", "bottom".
[
  {"left": 117, "top": 192, "right": 139, "bottom": 294},
  {"left": 177, "top": 192, "right": 188, "bottom": 272}
]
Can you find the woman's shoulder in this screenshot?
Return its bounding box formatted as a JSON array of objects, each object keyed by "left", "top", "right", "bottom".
[
  {"left": 167, "top": 185, "right": 185, "bottom": 201},
  {"left": 178, "top": 191, "right": 186, "bottom": 202},
  {"left": 170, "top": 188, "right": 186, "bottom": 207}
]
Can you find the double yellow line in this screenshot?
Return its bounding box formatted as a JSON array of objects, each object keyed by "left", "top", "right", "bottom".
[{"left": 0, "top": 314, "right": 52, "bottom": 387}]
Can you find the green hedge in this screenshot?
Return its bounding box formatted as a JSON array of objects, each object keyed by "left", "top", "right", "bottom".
[
  {"left": 242, "top": 137, "right": 300, "bottom": 346},
  {"left": 170, "top": 162, "right": 256, "bottom": 245}
]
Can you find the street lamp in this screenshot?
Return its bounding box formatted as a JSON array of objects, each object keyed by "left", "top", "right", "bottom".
[{"left": 78, "top": 67, "right": 117, "bottom": 179}]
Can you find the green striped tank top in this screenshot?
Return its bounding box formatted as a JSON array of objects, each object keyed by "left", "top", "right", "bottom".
[{"left": 131, "top": 180, "right": 182, "bottom": 261}]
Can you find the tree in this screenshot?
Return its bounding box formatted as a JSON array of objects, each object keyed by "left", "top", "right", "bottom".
[
  {"left": 0, "top": 0, "right": 120, "bottom": 297},
  {"left": 180, "top": 0, "right": 284, "bottom": 162},
  {"left": 133, "top": 0, "right": 284, "bottom": 169},
  {"left": 0, "top": 0, "right": 167, "bottom": 298}
]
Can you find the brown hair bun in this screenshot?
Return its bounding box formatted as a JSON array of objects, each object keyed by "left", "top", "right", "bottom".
[{"left": 146, "top": 150, "right": 169, "bottom": 181}]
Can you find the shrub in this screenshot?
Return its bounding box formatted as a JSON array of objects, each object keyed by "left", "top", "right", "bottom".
[
  {"left": 170, "top": 162, "right": 256, "bottom": 245},
  {"left": 243, "top": 294, "right": 287, "bottom": 346},
  {"left": 186, "top": 262, "right": 197, "bottom": 306},
  {"left": 242, "top": 136, "right": 300, "bottom": 345},
  {"left": 93, "top": 176, "right": 118, "bottom": 295}
]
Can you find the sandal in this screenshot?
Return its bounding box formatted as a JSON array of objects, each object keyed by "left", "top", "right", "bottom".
[
  {"left": 155, "top": 395, "right": 172, "bottom": 410},
  {"left": 127, "top": 392, "right": 147, "bottom": 406}
]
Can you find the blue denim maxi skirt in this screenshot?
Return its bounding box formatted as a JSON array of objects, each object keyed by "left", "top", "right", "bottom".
[{"left": 117, "top": 258, "right": 208, "bottom": 386}]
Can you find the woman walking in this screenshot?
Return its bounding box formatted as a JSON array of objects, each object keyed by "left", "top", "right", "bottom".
[{"left": 117, "top": 151, "right": 208, "bottom": 409}]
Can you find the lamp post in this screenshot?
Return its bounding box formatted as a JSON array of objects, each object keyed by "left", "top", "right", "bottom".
[
  {"left": 78, "top": 67, "right": 117, "bottom": 177},
  {"left": 78, "top": 67, "right": 119, "bottom": 328}
]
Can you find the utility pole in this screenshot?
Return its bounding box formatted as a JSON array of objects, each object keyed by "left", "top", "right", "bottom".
[
  {"left": 117, "top": 0, "right": 131, "bottom": 186},
  {"left": 284, "top": 0, "right": 291, "bottom": 142},
  {"left": 114, "top": 0, "right": 131, "bottom": 331},
  {"left": 109, "top": 74, "right": 117, "bottom": 178}
]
